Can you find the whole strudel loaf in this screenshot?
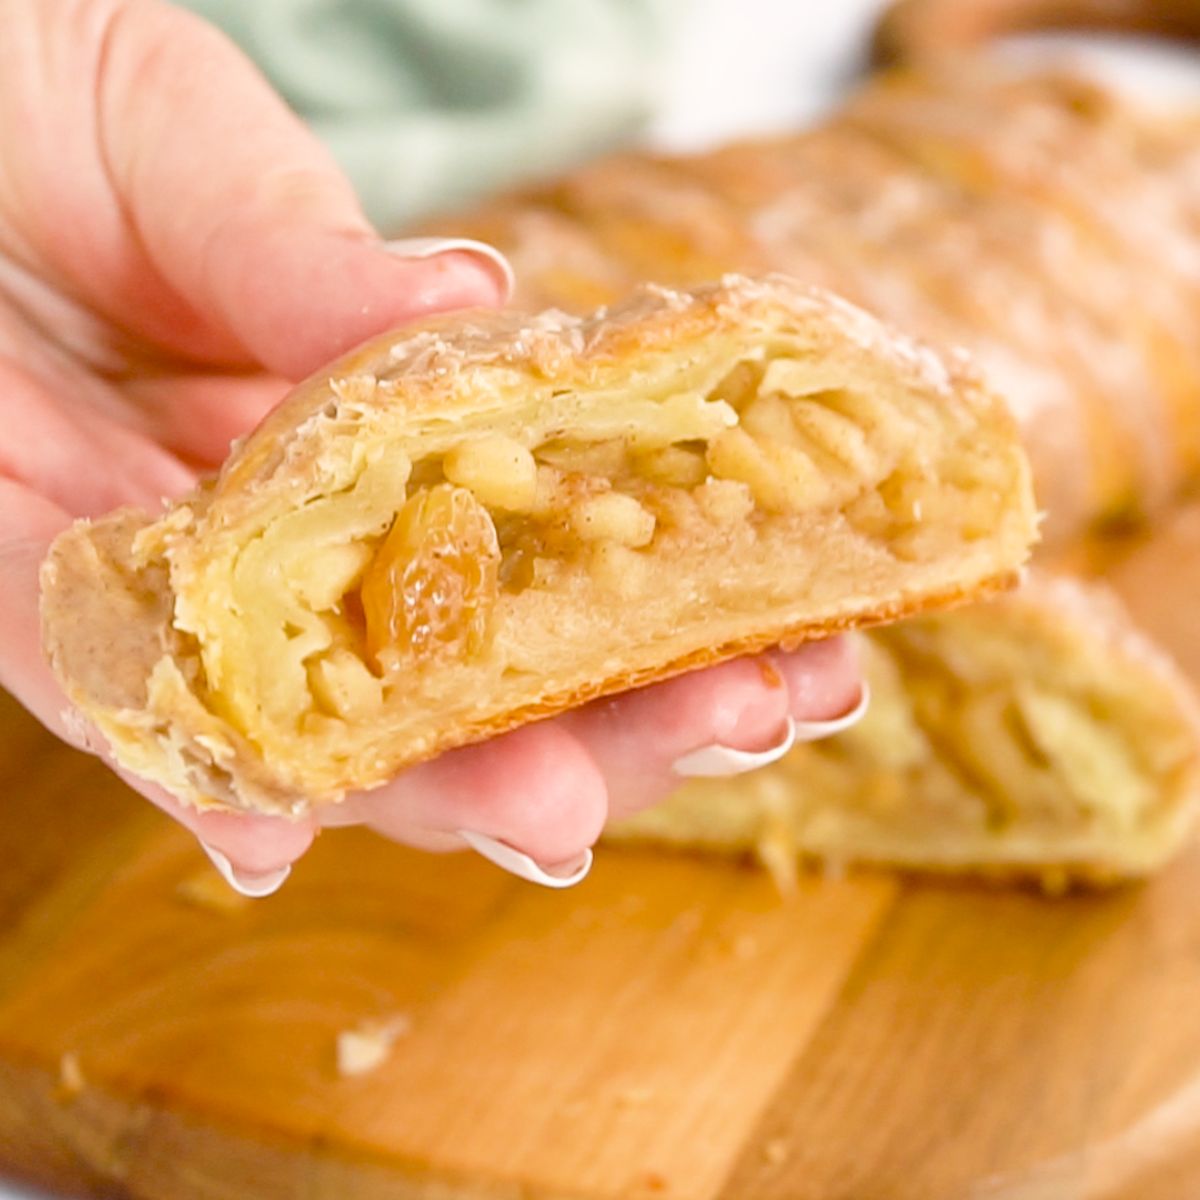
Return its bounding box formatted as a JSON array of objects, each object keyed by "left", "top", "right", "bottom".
[{"left": 418, "top": 61, "right": 1200, "bottom": 881}]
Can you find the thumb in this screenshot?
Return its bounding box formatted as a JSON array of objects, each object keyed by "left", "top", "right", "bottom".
[{"left": 91, "top": 1, "right": 510, "bottom": 376}]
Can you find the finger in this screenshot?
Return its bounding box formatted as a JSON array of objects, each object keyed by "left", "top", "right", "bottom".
[
  {"left": 766, "top": 636, "right": 864, "bottom": 723},
  {"left": 0, "top": 478, "right": 76, "bottom": 739},
  {"left": 119, "top": 369, "right": 288, "bottom": 466},
  {"left": 126, "top": 770, "right": 317, "bottom": 883},
  {"left": 92, "top": 1, "right": 507, "bottom": 375},
  {"left": 332, "top": 722, "right": 609, "bottom": 867},
  {"left": 558, "top": 656, "right": 792, "bottom": 820},
  {"left": 4, "top": 1, "right": 508, "bottom": 376},
  {"left": 562, "top": 640, "right": 864, "bottom": 820},
  {"left": 0, "top": 356, "right": 194, "bottom": 515}
]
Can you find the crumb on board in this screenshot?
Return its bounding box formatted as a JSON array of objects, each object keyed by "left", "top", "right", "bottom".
[
  {"left": 56, "top": 1053, "right": 85, "bottom": 1101},
  {"left": 755, "top": 828, "right": 799, "bottom": 897},
  {"left": 763, "top": 1137, "right": 789, "bottom": 1166},
  {"left": 175, "top": 869, "right": 252, "bottom": 913},
  {"left": 672, "top": 910, "right": 703, "bottom": 937},
  {"left": 821, "top": 857, "right": 847, "bottom": 883},
  {"left": 336, "top": 1015, "right": 412, "bottom": 1078},
  {"left": 568, "top": 907, "right": 599, "bottom": 930},
  {"left": 716, "top": 931, "right": 760, "bottom": 960},
  {"left": 732, "top": 933, "right": 759, "bottom": 959},
  {"left": 757, "top": 659, "right": 784, "bottom": 688}
]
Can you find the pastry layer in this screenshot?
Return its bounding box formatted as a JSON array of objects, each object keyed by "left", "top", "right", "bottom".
[
  {"left": 609, "top": 575, "right": 1200, "bottom": 885},
  {"left": 41, "top": 276, "right": 1036, "bottom": 814}
]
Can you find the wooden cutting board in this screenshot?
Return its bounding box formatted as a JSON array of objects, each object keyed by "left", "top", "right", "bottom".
[{"left": 3, "top": 512, "right": 1200, "bottom": 1200}]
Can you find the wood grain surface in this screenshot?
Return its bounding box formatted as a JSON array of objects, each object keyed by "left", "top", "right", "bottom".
[{"left": 1, "top": 511, "right": 1199, "bottom": 1199}]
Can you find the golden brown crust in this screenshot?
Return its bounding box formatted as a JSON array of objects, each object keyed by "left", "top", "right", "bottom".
[
  {"left": 348, "top": 568, "right": 1022, "bottom": 774},
  {"left": 873, "top": 0, "right": 1200, "bottom": 68}
]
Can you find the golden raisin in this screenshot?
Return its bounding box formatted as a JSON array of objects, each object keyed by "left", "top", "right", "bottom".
[{"left": 360, "top": 483, "right": 500, "bottom": 670}]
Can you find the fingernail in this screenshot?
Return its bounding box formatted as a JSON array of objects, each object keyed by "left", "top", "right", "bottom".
[
  {"left": 672, "top": 717, "right": 797, "bottom": 779},
  {"left": 793, "top": 682, "right": 871, "bottom": 743},
  {"left": 198, "top": 841, "right": 291, "bottom": 899},
  {"left": 383, "top": 237, "right": 515, "bottom": 302},
  {"left": 457, "top": 831, "right": 592, "bottom": 889}
]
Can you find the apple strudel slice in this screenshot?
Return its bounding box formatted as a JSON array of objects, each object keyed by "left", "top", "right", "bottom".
[{"left": 41, "top": 275, "right": 1036, "bottom": 815}]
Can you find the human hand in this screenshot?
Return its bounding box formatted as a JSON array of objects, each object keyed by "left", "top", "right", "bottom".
[{"left": 0, "top": 0, "right": 865, "bottom": 894}]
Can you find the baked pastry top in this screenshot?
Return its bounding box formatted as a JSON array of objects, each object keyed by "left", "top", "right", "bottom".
[
  {"left": 426, "top": 64, "right": 1200, "bottom": 545},
  {"left": 609, "top": 573, "right": 1200, "bottom": 886},
  {"left": 41, "top": 275, "right": 1036, "bottom": 815}
]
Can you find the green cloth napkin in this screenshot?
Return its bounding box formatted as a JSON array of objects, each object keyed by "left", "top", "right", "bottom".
[{"left": 183, "top": 0, "right": 681, "bottom": 231}]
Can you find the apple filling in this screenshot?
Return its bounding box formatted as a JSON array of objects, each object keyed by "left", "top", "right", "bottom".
[
  {"left": 610, "top": 596, "right": 1197, "bottom": 881},
  {"left": 210, "top": 339, "right": 1024, "bottom": 782},
  {"left": 801, "top": 631, "right": 1165, "bottom": 837}
]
